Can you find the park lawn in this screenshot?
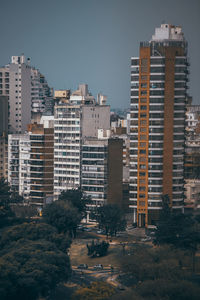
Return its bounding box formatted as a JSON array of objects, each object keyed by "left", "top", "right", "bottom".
[{"left": 70, "top": 231, "right": 137, "bottom": 268}]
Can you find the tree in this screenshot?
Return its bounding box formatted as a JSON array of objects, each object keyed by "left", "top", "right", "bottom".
[
  {"left": 72, "top": 281, "right": 115, "bottom": 300},
  {"left": 0, "top": 178, "right": 15, "bottom": 228},
  {"left": 154, "top": 195, "right": 200, "bottom": 272},
  {"left": 136, "top": 279, "right": 200, "bottom": 300},
  {"left": 94, "top": 204, "right": 126, "bottom": 237},
  {"left": 58, "top": 189, "right": 90, "bottom": 218},
  {"left": 42, "top": 200, "right": 81, "bottom": 237},
  {"left": 0, "top": 239, "right": 71, "bottom": 300},
  {"left": 0, "top": 178, "right": 26, "bottom": 228},
  {"left": 0, "top": 178, "right": 11, "bottom": 207},
  {"left": 0, "top": 222, "right": 71, "bottom": 255},
  {"left": 0, "top": 221, "right": 72, "bottom": 300},
  {"left": 87, "top": 240, "right": 109, "bottom": 257}
]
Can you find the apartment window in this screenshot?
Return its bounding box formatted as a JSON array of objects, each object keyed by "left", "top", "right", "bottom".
[
  {"left": 140, "top": 135, "right": 147, "bottom": 140},
  {"left": 141, "top": 83, "right": 147, "bottom": 88},
  {"left": 139, "top": 172, "right": 145, "bottom": 177},
  {"left": 140, "top": 164, "right": 146, "bottom": 169},
  {"left": 140, "top": 120, "right": 147, "bottom": 125},
  {"left": 150, "top": 67, "right": 165, "bottom": 73},
  {"left": 139, "top": 186, "right": 146, "bottom": 191},
  {"left": 131, "top": 59, "right": 139, "bottom": 66},
  {"left": 140, "top": 113, "right": 146, "bottom": 118},
  {"left": 141, "top": 75, "right": 147, "bottom": 80},
  {"left": 139, "top": 179, "right": 145, "bottom": 184},
  {"left": 140, "top": 142, "right": 146, "bottom": 147},
  {"left": 140, "top": 149, "right": 146, "bottom": 154},
  {"left": 139, "top": 157, "right": 146, "bottom": 162},
  {"left": 141, "top": 90, "right": 147, "bottom": 96},
  {"left": 140, "top": 127, "right": 146, "bottom": 132},
  {"left": 141, "top": 58, "right": 148, "bottom": 73},
  {"left": 139, "top": 194, "right": 145, "bottom": 198}
]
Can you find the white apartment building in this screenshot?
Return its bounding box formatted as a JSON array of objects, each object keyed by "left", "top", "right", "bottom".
[
  {"left": 8, "top": 134, "right": 30, "bottom": 199},
  {"left": 54, "top": 84, "right": 110, "bottom": 198},
  {"left": 81, "top": 138, "right": 108, "bottom": 218}
]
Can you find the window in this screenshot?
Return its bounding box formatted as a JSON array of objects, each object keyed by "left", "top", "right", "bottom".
[
  {"left": 141, "top": 75, "right": 147, "bottom": 80},
  {"left": 140, "top": 149, "right": 146, "bottom": 154},
  {"left": 141, "top": 83, "right": 147, "bottom": 88},
  {"left": 139, "top": 186, "right": 146, "bottom": 191},
  {"left": 140, "top": 142, "right": 146, "bottom": 147},
  {"left": 140, "top": 120, "right": 147, "bottom": 125},
  {"left": 141, "top": 90, "right": 147, "bottom": 96},
  {"left": 139, "top": 172, "right": 145, "bottom": 177},
  {"left": 141, "top": 58, "right": 148, "bottom": 73},
  {"left": 140, "top": 113, "right": 146, "bottom": 118},
  {"left": 139, "top": 194, "right": 145, "bottom": 198},
  {"left": 140, "top": 135, "right": 147, "bottom": 140}
]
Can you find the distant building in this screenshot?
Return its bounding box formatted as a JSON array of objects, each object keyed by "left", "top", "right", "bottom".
[{"left": 0, "top": 55, "right": 52, "bottom": 133}]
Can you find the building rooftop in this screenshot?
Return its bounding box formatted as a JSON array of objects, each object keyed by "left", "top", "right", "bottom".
[{"left": 151, "top": 24, "right": 185, "bottom": 42}]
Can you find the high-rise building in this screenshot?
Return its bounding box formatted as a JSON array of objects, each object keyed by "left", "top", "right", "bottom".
[
  {"left": 0, "top": 55, "right": 52, "bottom": 133},
  {"left": 130, "top": 24, "right": 188, "bottom": 227}
]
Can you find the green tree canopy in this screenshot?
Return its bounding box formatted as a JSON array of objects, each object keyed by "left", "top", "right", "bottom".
[
  {"left": 72, "top": 281, "right": 115, "bottom": 300},
  {"left": 58, "top": 189, "right": 90, "bottom": 218},
  {"left": 42, "top": 200, "right": 81, "bottom": 236},
  {"left": 0, "top": 239, "right": 71, "bottom": 300},
  {"left": 0, "top": 222, "right": 71, "bottom": 255},
  {"left": 0, "top": 178, "right": 15, "bottom": 228},
  {"left": 94, "top": 204, "right": 126, "bottom": 237},
  {"left": 154, "top": 195, "right": 200, "bottom": 272}
]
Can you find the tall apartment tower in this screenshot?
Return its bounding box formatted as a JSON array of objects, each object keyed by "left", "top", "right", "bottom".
[{"left": 130, "top": 24, "right": 188, "bottom": 227}]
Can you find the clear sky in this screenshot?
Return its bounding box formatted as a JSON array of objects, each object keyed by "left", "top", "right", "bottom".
[{"left": 0, "top": 0, "right": 199, "bottom": 108}]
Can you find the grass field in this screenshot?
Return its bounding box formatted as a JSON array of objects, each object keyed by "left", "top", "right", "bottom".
[{"left": 70, "top": 229, "right": 148, "bottom": 268}]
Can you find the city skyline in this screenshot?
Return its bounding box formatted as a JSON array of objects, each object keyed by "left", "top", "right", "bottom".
[{"left": 0, "top": 0, "right": 199, "bottom": 109}]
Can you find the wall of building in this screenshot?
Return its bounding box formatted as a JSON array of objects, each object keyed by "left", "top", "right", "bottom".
[{"left": 107, "top": 138, "right": 123, "bottom": 207}]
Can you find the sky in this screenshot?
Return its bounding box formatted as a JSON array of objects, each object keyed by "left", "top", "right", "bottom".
[{"left": 0, "top": 0, "right": 199, "bottom": 109}]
